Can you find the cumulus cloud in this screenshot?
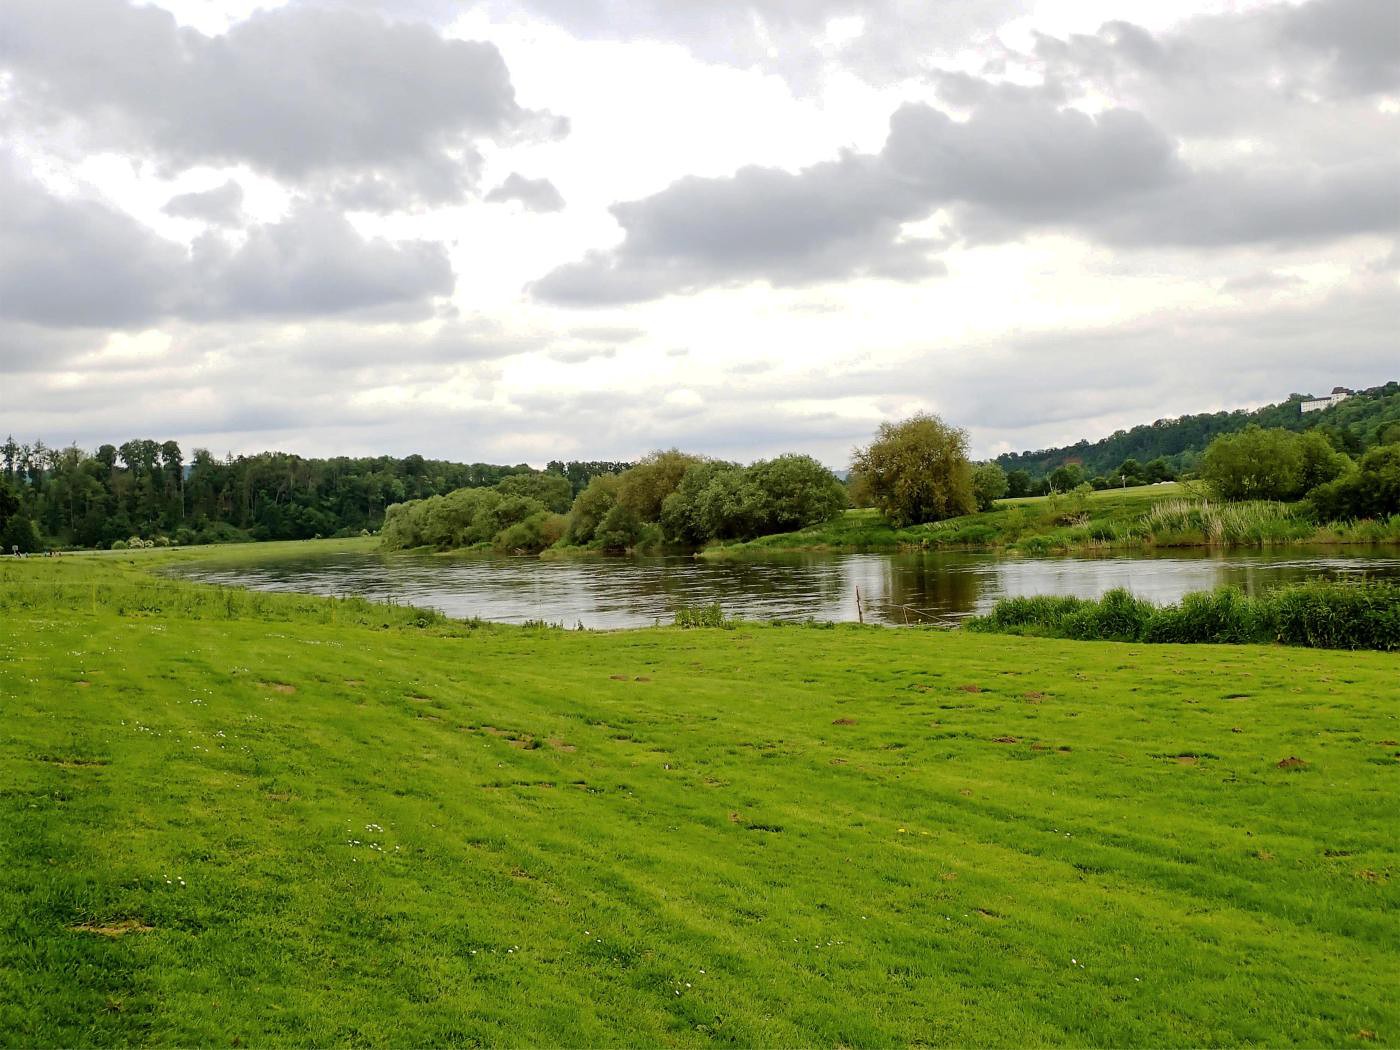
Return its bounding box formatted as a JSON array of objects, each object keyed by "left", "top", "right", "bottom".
[
  {"left": 0, "top": 156, "right": 454, "bottom": 329},
  {"left": 0, "top": 0, "right": 564, "bottom": 208},
  {"left": 1031, "top": 0, "right": 1399, "bottom": 138},
  {"left": 531, "top": 151, "right": 944, "bottom": 304},
  {"left": 187, "top": 207, "right": 454, "bottom": 320},
  {"left": 485, "top": 173, "right": 567, "bottom": 212},
  {"left": 533, "top": 2, "right": 1398, "bottom": 308}
]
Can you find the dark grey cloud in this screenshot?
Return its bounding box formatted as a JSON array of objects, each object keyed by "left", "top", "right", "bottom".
[
  {"left": 0, "top": 0, "right": 564, "bottom": 208},
  {"left": 485, "top": 173, "right": 566, "bottom": 212},
  {"left": 0, "top": 156, "right": 453, "bottom": 328},
  {"left": 163, "top": 181, "right": 245, "bottom": 226}
]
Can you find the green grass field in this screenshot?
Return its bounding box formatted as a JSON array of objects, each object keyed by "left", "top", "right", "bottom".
[
  {"left": 2, "top": 554, "right": 1398, "bottom": 1046},
  {"left": 708, "top": 483, "right": 1400, "bottom": 557}
]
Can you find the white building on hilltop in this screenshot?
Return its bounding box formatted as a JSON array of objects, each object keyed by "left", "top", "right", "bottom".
[{"left": 1301, "top": 387, "right": 1353, "bottom": 412}]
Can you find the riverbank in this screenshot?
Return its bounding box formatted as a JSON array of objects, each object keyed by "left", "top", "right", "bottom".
[
  {"left": 2, "top": 554, "right": 1397, "bottom": 1045},
  {"left": 703, "top": 484, "right": 1400, "bottom": 557}
]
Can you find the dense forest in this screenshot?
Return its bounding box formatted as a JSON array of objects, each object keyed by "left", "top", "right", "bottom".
[
  {"left": 0, "top": 435, "right": 628, "bottom": 551},
  {"left": 996, "top": 382, "right": 1400, "bottom": 481}
]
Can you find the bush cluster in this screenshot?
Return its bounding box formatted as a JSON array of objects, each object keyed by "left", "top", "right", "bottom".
[
  {"left": 380, "top": 483, "right": 567, "bottom": 555},
  {"left": 567, "top": 452, "right": 846, "bottom": 552},
  {"left": 966, "top": 581, "right": 1399, "bottom": 651}
]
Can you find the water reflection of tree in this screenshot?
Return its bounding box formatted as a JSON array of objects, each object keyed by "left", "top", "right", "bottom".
[{"left": 847, "top": 553, "right": 985, "bottom": 624}]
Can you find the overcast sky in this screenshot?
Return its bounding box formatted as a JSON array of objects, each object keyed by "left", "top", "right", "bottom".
[{"left": 0, "top": 0, "right": 1396, "bottom": 467}]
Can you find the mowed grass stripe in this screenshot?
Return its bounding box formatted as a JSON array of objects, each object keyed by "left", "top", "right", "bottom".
[{"left": 2, "top": 591, "right": 1398, "bottom": 1045}]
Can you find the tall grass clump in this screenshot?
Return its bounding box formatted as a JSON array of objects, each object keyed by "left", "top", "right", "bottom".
[
  {"left": 1269, "top": 580, "right": 1400, "bottom": 650},
  {"left": 965, "top": 594, "right": 1092, "bottom": 634},
  {"left": 1143, "top": 588, "right": 1272, "bottom": 644},
  {"left": 1143, "top": 499, "right": 1301, "bottom": 547},
  {"left": 966, "top": 581, "right": 1399, "bottom": 651},
  {"left": 673, "top": 602, "right": 736, "bottom": 629}
]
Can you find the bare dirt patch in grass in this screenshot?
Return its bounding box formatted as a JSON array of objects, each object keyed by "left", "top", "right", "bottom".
[
  {"left": 70, "top": 919, "right": 152, "bottom": 938},
  {"left": 832, "top": 717, "right": 857, "bottom": 725},
  {"left": 957, "top": 684, "right": 983, "bottom": 693},
  {"left": 260, "top": 682, "right": 296, "bottom": 694},
  {"left": 1277, "top": 756, "right": 1308, "bottom": 769},
  {"left": 36, "top": 753, "right": 108, "bottom": 768},
  {"left": 547, "top": 738, "right": 576, "bottom": 752},
  {"left": 1022, "top": 691, "right": 1046, "bottom": 702},
  {"left": 993, "top": 736, "right": 1019, "bottom": 744}
]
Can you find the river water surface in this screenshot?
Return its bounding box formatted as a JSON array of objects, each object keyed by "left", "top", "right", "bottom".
[{"left": 175, "top": 546, "right": 1400, "bottom": 628}]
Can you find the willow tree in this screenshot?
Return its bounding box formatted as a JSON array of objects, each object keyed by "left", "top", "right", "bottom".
[{"left": 851, "top": 414, "right": 976, "bottom": 526}]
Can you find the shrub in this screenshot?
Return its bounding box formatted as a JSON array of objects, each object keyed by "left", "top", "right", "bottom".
[
  {"left": 972, "top": 463, "right": 1009, "bottom": 511},
  {"left": 1307, "top": 445, "right": 1400, "bottom": 521},
  {"left": 110, "top": 539, "right": 129, "bottom": 551},
  {"left": 492, "top": 511, "right": 561, "bottom": 555}
]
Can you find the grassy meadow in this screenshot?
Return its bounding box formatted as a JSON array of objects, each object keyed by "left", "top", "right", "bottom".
[
  {"left": 707, "top": 483, "right": 1400, "bottom": 557},
  {"left": 1, "top": 552, "right": 1398, "bottom": 1045}
]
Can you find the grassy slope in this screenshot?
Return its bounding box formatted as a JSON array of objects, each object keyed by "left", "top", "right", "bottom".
[
  {"left": 707, "top": 485, "right": 1182, "bottom": 554},
  {"left": 2, "top": 557, "right": 1399, "bottom": 1046},
  {"left": 707, "top": 483, "right": 1400, "bottom": 556}
]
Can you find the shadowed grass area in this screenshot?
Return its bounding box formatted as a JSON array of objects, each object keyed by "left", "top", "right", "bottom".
[
  {"left": 706, "top": 484, "right": 1400, "bottom": 557},
  {"left": 1, "top": 555, "right": 1397, "bottom": 1046}
]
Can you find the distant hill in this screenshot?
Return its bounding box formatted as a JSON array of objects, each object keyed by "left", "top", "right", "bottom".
[{"left": 995, "top": 381, "right": 1400, "bottom": 480}]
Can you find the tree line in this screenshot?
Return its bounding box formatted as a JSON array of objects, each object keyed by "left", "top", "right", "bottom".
[
  {"left": 996, "top": 382, "right": 1400, "bottom": 483},
  {"left": 0, "top": 435, "right": 628, "bottom": 552}
]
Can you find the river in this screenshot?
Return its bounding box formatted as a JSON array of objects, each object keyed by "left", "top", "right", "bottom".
[{"left": 173, "top": 545, "right": 1400, "bottom": 628}]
